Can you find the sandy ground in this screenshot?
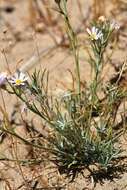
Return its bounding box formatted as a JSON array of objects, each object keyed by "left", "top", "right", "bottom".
[{"left": 0, "top": 0, "right": 127, "bottom": 189}]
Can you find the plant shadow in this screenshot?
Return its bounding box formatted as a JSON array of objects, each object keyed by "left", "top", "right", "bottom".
[
  {"left": 58, "top": 159, "right": 127, "bottom": 186},
  {"left": 88, "top": 162, "right": 127, "bottom": 186}
]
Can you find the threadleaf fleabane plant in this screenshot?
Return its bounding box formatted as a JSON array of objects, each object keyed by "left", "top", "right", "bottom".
[
  {"left": 86, "top": 18, "right": 120, "bottom": 107},
  {"left": 0, "top": 1, "right": 126, "bottom": 178}
]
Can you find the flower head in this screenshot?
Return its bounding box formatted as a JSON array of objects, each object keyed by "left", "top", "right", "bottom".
[
  {"left": 86, "top": 26, "right": 103, "bottom": 41},
  {"left": 9, "top": 71, "right": 28, "bottom": 86},
  {"left": 0, "top": 72, "right": 7, "bottom": 87},
  {"left": 110, "top": 20, "right": 120, "bottom": 31},
  {"left": 98, "top": 16, "right": 106, "bottom": 22}
]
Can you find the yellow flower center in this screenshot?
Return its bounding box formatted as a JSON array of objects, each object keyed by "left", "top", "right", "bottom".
[
  {"left": 91, "top": 33, "right": 97, "bottom": 40},
  {"left": 15, "top": 79, "right": 23, "bottom": 85}
]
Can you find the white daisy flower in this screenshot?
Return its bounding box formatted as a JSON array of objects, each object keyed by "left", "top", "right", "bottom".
[
  {"left": 9, "top": 71, "right": 28, "bottom": 86},
  {"left": 0, "top": 72, "right": 7, "bottom": 87},
  {"left": 86, "top": 26, "right": 103, "bottom": 41}
]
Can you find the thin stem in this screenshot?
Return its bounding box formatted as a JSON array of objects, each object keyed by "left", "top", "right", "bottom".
[
  {"left": 0, "top": 127, "right": 52, "bottom": 151},
  {"left": 60, "top": 0, "right": 81, "bottom": 99}
]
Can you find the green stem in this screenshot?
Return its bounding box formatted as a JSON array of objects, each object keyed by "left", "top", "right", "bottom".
[
  {"left": 60, "top": 0, "right": 81, "bottom": 99},
  {"left": 0, "top": 127, "right": 52, "bottom": 151}
]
